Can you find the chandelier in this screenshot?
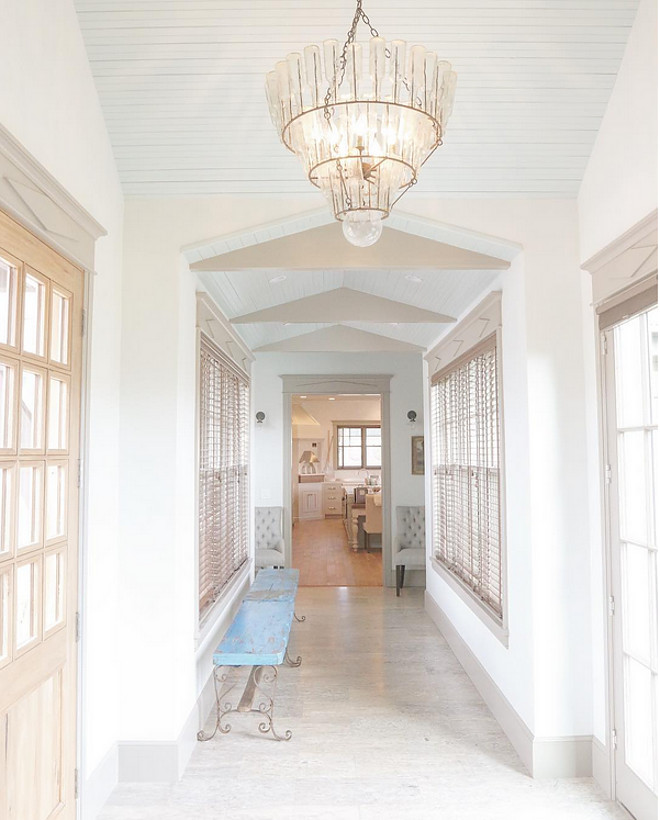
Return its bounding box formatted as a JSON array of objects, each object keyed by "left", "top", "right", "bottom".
[{"left": 266, "top": 0, "right": 457, "bottom": 247}]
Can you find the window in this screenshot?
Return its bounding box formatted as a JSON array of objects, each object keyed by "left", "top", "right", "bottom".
[
  {"left": 430, "top": 334, "right": 504, "bottom": 621},
  {"left": 336, "top": 425, "right": 381, "bottom": 469},
  {"left": 198, "top": 335, "right": 249, "bottom": 620}
]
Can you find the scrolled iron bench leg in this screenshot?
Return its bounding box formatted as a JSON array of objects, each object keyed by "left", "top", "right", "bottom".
[
  {"left": 255, "top": 666, "right": 292, "bottom": 741},
  {"left": 293, "top": 613, "right": 306, "bottom": 622},
  {"left": 197, "top": 666, "right": 236, "bottom": 741},
  {"left": 284, "top": 647, "right": 302, "bottom": 667}
]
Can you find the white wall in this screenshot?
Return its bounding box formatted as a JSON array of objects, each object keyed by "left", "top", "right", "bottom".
[
  {"left": 577, "top": 0, "right": 658, "bottom": 749},
  {"left": 578, "top": 0, "right": 658, "bottom": 263},
  {"left": 0, "top": 0, "right": 125, "bottom": 809},
  {"left": 413, "top": 199, "right": 592, "bottom": 745}
]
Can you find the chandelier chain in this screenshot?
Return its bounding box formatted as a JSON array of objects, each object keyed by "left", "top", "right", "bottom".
[{"left": 323, "top": 0, "right": 381, "bottom": 120}]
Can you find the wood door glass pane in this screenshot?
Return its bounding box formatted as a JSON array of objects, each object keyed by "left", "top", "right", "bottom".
[
  {"left": 17, "top": 464, "right": 42, "bottom": 550},
  {"left": 44, "top": 550, "right": 64, "bottom": 632},
  {"left": 48, "top": 376, "right": 68, "bottom": 451},
  {"left": 0, "top": 464, "right": 14, "bottom": 560},
  {"left": 50, "top": 289, "right": 70, "bottom": 366},
  {"left": 22, "top": 273, "right": 46, "bottom": 357},
  {"left": 15, "top": 558, "right": 39, "bottom": 649},
  {"left": 0, "top": 358, "right": 15, "bottom": 451},
  {"left": 46, "top": 463, "right": 67, "bottom": 542},
  {"left": 20, "top": 368, "right": 44, "bottom": 450},
  {"left": 0, "top": 256, "right": 17, "bottom": 347}
]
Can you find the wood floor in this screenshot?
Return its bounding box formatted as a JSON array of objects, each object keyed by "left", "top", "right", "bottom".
[
  {"left": 100, "top": 588, "right": 629, "bottom": 820},
  {"left": 293, "top": 518, "right": 382, "bottom": 586}
]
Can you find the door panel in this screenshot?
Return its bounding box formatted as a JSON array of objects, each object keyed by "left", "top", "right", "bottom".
[
  {"left": 0, "top": 210, "right": 83, "bottom": 820},
  {"left": 605, "top": 304, "right": 658, "bottom": 820}
]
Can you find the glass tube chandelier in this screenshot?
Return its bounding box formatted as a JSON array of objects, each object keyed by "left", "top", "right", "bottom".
[{"left": 266, "top": 0, "right": 457, "bottom": 247}]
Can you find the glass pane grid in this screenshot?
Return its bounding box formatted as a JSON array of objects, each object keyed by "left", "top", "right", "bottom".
[{"left": 0, "top": 255, "right": 18, "bottom": 350}]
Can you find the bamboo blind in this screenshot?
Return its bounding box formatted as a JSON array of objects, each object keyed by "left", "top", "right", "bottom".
[
  {"left": 198, "top": 335, "right": 249, "bottom": 619},
  {"left": 430, "top": 334, "right": 503, "bottom": 619}
]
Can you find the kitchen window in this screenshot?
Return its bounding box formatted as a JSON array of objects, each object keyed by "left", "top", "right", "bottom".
[{"left": 336, "top": 425, "right": 381, "bottom": 469}]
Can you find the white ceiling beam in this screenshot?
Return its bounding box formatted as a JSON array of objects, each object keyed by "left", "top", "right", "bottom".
[
  {"left": 254, "top": 324, "right": 424, "bottom": 353},
  {"left": 230, "top": 288, "right": 456, "bottom": 325}
]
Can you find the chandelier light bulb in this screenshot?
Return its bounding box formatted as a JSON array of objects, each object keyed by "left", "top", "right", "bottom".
[
  {"left": 342, "top": 212, "right": 383, "bottom": 247},
  {"left": 265, "top": 0, "right": 457, "bottom": 247}
]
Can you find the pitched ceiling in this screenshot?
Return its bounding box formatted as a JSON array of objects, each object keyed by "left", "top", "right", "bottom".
[{"left": 75, "top": 0, "right": 638, "bottom": 197}]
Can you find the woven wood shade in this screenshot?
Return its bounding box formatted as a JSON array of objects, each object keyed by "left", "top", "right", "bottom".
[
  {"left": 199, "top": 335, "right": 249, "bottom": 618},
  {"left": 430, "top": 334, "right": 503, "bottom": 619}
]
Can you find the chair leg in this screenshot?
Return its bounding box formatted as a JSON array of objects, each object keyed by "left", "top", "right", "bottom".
[
  {"left": 366, "top": 532, "right": 370, "bottom": 552},
  {"left": 396, "top": 565, "right": 402, "bottom": 596}
]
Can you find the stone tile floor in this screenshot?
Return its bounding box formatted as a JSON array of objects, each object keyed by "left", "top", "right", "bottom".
[{"left": 99, "top": 587, "right": 631, "bottom": 820}]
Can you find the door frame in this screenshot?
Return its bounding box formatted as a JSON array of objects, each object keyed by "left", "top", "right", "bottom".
[
  {"left": 281, "top": 374, "right": 393, "bottom": 588},
  {"left": 597, "top": 285, "right": 658, "bottom": 815},
  {"left": 0, "top": 126, "right": 106, "bottom": 819}
]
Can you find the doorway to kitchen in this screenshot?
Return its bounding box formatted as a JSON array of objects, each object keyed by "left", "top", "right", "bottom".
[
  {"left": 292, "top": 393, "right": 382, "bottom": 586},
  {"left": 282, "top": 374, "right": 392, "bottom": 588}
]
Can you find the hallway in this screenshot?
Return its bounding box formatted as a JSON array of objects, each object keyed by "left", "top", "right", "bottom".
[
  {"left": 293, "top": 519, "right": 382, "bottom": 586},
  {"left": 99, "top": 589, "right": 627, "bottom": 820}
]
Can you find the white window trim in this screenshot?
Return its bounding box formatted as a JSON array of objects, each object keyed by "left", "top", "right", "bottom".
[{"left": 426, "top": 292, "right": 509, "bottom": 644}]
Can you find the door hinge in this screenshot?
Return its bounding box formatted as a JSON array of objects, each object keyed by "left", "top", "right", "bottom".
[
  {"left": 611, "top": 729, "right": 617, "bottom": 750},
  {"left": 81, "top": 308, "right": 87, "bottom": 338},
  {"left": 601, "top": 334, "right": 608, "bottom": 355},
  {"left": 75, "top": 611, "right": 81, "bottom": 643},
  {"left": 74, "top": 767, "right": 79, "bottom": 799},
  {"left": 604, "top": 464, "right": 612, "bottom": 485},
  {"left": 608, "top": 595, "right": 615, "bottom": 617}
]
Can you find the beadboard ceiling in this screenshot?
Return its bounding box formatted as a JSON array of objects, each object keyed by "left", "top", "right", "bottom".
[
  {"left": 75, "top": 0, "right": 638, "bottom": 197},
  {"left": 197, "top": 262, "right": 501, "bottom": 350}
]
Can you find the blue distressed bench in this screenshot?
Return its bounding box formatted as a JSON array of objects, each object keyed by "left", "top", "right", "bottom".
[{"left": 197, "top": 569, "right": 303, "bottom": 742}]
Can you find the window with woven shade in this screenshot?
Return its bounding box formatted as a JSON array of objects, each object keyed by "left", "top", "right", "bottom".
[
  {"left": 198, "top": 334, "right": 249, "bottom": 620},
  {"left": 430, "top": 333, "right": 504, "bottom": 621}
]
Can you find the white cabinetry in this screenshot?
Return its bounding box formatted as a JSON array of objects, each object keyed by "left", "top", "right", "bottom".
[
  {"left": 298, "top": 484, "right": 323, "bottom": 520},
  {"left": 323, "top": 482, "right": 344, "bottom": 517}
]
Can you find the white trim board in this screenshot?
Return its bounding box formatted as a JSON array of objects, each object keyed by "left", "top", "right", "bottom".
[{"left": 425, "top": 591, "right": 594, "bottom": 779}]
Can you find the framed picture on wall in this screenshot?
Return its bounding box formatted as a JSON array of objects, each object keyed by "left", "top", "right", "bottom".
[{"left": 411, "top": 436, "right": 424, "bottom": 475}]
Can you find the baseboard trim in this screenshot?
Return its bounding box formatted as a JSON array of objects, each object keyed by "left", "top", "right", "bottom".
[
  {"left": 82, "top": 743, "right": 118, "bottom": 819},
  {"left": 424, "top": 591, "right": 593, "bottom": 779}
]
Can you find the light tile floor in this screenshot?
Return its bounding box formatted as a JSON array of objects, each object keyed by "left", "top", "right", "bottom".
[{"left": 99, "top": 588, "right": 630, "bottom": 820}]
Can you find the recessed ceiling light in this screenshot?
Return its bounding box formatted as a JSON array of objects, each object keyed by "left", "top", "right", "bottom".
[
  {"left": 299, "top": 395, "right": 307, "bottom": 399},
  {"left": 328, "top": 397, "right": 336, "bottom": 401},
  {"left": 390, "top": 322, "right": 399, "bottom": 327},
  {"left": 405, "top": 274, "right": 424, "bottom": 284},
  {"left": 283, "top": 322, "right": 291, "bottom": 326},
  {"left": 269, "top": 274, "right": 287, "bottom": 284}
]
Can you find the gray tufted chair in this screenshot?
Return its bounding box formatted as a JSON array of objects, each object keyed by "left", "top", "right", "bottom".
[
  {"left": 392, "top": 506, "right": 426, "bottom": 596},
  {"left": 255, "top": 507, "right": 286, "bottom": 569}
]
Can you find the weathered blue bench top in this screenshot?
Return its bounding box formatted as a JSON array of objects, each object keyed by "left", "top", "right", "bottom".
[
  {"left": 213, "top": 599, "right": 294, "bottom": 667},
  {"left": 244, "top": 568, "right": 299, "bottom": 602}
]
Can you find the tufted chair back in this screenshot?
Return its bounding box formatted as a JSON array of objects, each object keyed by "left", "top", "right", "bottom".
[
  {"left": 396, "top": 506, "right": 425, "bottom": 550},
  {"left": 255, "top": 507, "right": 284, "bottom": 552}
]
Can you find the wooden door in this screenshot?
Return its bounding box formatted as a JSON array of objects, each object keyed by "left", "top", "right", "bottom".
[
  {"left": 603, "top": 304, "right": 658, "bottom": 820},
  {"left": 0, "top": 210, "right": 83, "bottom": 819}
]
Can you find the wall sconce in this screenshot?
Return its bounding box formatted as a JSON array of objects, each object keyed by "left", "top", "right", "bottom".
[
  {"left": 255, "top": 411, "right": 266, "bottom": 424},
  {"left": 407, "top": 410, "right": 417, "bottom": 425}
]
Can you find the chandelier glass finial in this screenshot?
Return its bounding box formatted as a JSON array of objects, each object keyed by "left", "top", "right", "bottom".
[{"left": 266, "top": 0, "right": 457, "bottom": 246}]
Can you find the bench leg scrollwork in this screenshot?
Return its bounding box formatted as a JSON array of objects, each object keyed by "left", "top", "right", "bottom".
[{"left": 197, "top": 664, "right": 292, "bottom": 742}]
